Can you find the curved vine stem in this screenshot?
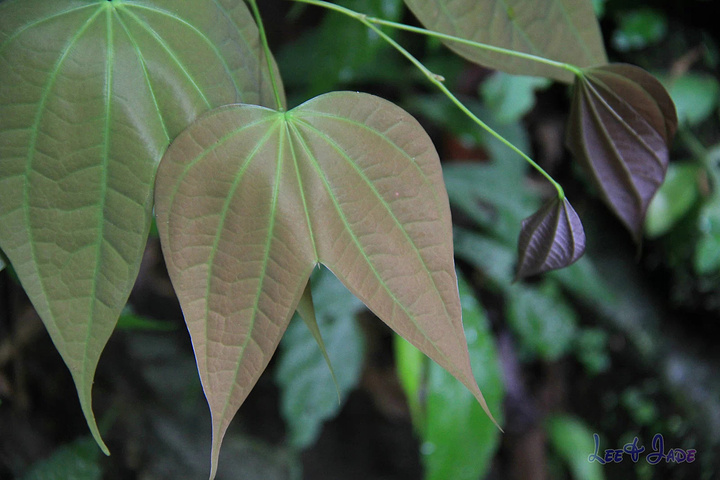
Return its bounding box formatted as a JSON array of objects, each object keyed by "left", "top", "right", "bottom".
[
  {"left": 291, "top": 0, "right": 566, "bottom": 198},
  {"left": 296, "top": 0, "right": 582, "bottom": 78},
  {"left": 248, "top": 0, "right": 284, "bottom": 111}
]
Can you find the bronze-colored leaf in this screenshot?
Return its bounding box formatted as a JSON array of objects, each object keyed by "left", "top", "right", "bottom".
[
  {"left": 403, "top": 0, "right": 607, "bottom": 83},
  {"left": 154, "top": 92, "right": 494, "bottom": 478},
  {"left": 515, "top": 197, "right": 585, "bottom": 279},
  {"left": 566, "top": 64, "right": 677, "bottom": 242}
]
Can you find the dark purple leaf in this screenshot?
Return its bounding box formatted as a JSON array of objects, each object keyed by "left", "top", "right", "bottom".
[
  {"left": 515, "top": 197, "right": 586, "bottom": 279},
  {"left": 566, "top": 64, "right": 678, "bottom": 242}
]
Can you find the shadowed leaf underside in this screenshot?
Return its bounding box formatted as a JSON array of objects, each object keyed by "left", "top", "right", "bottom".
[
  {"left": 0, "top": 0, "right": 281, "bottom": 452},
  {"left": 566, "top": 64, "right": 677, "bottom": 242}
]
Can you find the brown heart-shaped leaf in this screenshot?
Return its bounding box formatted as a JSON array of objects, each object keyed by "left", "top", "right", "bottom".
[
  {"left": 515, "top": 197, "right": 585, "bottom": 279},
  {"left": 566, "top": 64, "right": 677, "bottom": 242},
  {"left": 154, "top": 91, "right": 495, "bottom": 478}
]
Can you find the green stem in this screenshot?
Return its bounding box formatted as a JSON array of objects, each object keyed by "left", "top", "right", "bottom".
[
  {"left": 291, "top": 0, "right": 565, "bottom": 198},
  {"left": 292, "top": 0, "right": 583, "bottom": 78},
  {"left": 248, "top": 0, "right": 284, "bottom": 110}
]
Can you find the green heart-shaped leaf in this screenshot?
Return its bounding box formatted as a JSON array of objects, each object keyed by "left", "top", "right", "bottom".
[
  {"left": 566, "top": 64, "right": 677, "bottom": 242},
  {"left": 403, "top": 0, "right": 607, "bottom": 83},
  {"left": 0, "top": 0, "right": 281, "bottom": 453},
  {"left": 154, "top": 91, "right": 494, "bottom": 478}
]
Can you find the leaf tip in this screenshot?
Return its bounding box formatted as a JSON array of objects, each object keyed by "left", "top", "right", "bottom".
[
  {"left": 208, "top": 430, "right": 223, "bottom": 480},
  {"left": 468, "top": 381, "right": 504, "bottom": 432},
  {"left": 76, "top": 381, "right": 111, "bottom": 456}
]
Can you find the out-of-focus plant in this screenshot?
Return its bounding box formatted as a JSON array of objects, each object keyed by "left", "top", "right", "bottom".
[{"left": 0, "top": 0, "right": 678, "bottom": 477}]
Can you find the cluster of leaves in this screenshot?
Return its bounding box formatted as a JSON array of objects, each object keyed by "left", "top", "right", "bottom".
[{"left": 0, "top": 0, "right": 677, "bottom": 477}]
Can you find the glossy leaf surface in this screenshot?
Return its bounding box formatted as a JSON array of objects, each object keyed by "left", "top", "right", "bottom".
[
  {"left": 154, "top": 91, "right": 491, "bottom": 478},
  {"left": 566, "top": 64, "right": 677, "bottom": 242},
  {"left": 403, "top": 0, "right": 607, "bottom": 83},
  {"left": 0, "top": 0, "right": 280, "bottom": 452},
  {"left": 515, "top": 197, "right": 586, "bottom": 279}
]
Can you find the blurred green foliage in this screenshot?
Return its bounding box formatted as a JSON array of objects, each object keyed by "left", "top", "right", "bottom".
[
  {"left": 278, "top": 0, "right": 404, "bottom": 104},
  {"left": 22, "top": 437, "right": 101, "bottom": 480},
  {"left": 669, "top": 73, "right": 720, "bottom": 127},
  {"left": 506, "top": 282, "right": 578, "bottom": 362},
  {"left": 275, "top": 267, "right": 365, "bottom": 449},
  {"left": 611, "top": 8, "right": 667, "bottom": 52},
  {"left": 645, "top": 163, "right": 702, "bottom": 238},
  {"left": 480, "top": 72, "right": 551, "bottom": 125},
  {"left": 116, "top": 307, "right": 177, "bottom": 332},
  {"left": 12, "top": 0, "right": 719, "bottom": 477},
  {"left": 546, "top": 415, "right": 605, "bottom": 480},
  {"left": 395, "top": 273, "right": 504, "bottom": 480}
]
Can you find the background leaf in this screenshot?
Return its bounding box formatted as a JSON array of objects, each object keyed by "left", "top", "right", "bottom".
[
  {"left": 546, "top": 415, "right": 605, "bottom": 480},
  {"left": 505, "top": 281, "right": 578, "bottom": 362},
  {"left": 21, "top": 437, "right": 101, "bottom": 480},
  {"left": 294, "top": 281, "right": 339, "bottom": 395},
  {"left": 403, "top": 0, "right": 607, "bottom": 83},
  {"left": 275, "top": 266, "right": 365, "bottom": 449},
  {"left": 611, "top": 8, "right": 667, "bottom": 52},
  {"left": 417, "top": 273, "right": 504, "bottom": 480},
  {"left": 454, "top": 228, "right": 518, "bottom": 287},
  {"left": 277, "top": 0, "right": 404, "bottom": 103},
  {"left": 116, "top": 306, "right": 176, "bottom": 332},
  {"left": 566, "top": 64, "right": 677, "bottom": 242},
  {"left": 442, "top": 158, "right": 536, "bottom": 246},
  {"left": 480, "top": 72, "right": 551, "bottom": 124},
  {"left": 695, "top": 200, "right": 720, "bottom": 274},
  {"left": 645, "top": 162, "right": 701, "bottom": 238},
  {"left": 667, "top": 73, "right": 720, "bottom": 127},
  {"left": 409, "top": 95, "right": 532, "bottom": 171},
  {"left": 0, "top": 0, "right": 281, "bottom": 452},
  {"left": 155, "top": 91, "right": 486, "bottom": 477}
]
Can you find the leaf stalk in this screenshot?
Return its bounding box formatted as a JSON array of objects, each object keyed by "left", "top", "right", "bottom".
[
  {"left": 290, "top": 0, "right": 565, "bottom": 198},
  {"left": 248, "top": 0, "right": 284, "bottom": 110}
]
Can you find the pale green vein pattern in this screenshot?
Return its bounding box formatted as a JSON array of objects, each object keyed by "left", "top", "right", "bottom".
[
  {"left": 404, "top": 0, "right": 607, "bottom": 83},
  {"left": 0, "top": 0, "right": 281, "bottom": 453},
  {"left": 155, "top": 92, "right": 490, "bottom": 479}
]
